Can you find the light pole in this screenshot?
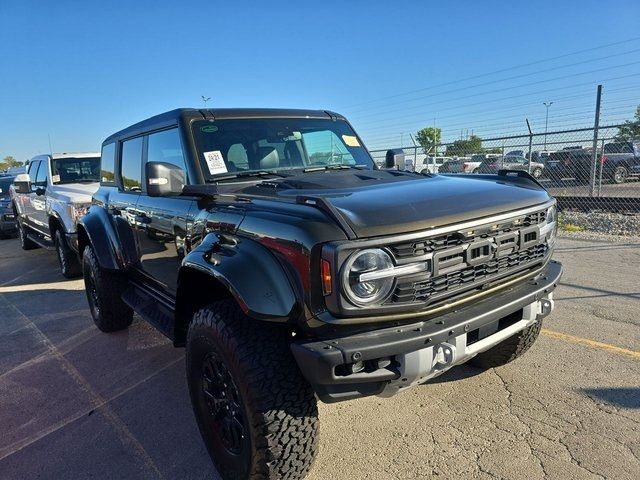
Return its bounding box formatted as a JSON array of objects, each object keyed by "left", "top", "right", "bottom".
[
  {"left": 201, "top": 96, "right": 212, "bottom": 108},
  {"left": 543, "top": 101, "right": 554, "bottom": 150}
]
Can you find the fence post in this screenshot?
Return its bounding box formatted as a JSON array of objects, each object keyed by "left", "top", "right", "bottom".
[
  {"left": 526, "top": 119, "right": 533, "bottom": 174},
  {"left": 589, "top": 84, "right": 602, "bottom": 197},
  {"left": 597, "top": 138, "right": 605, "bottom": 197}
]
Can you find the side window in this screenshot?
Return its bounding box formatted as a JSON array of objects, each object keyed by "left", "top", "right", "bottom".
[
  {"left": 27, "top": 160, "right": 39, "bottom": 176},
  {"left": 147, "top": 128, "right": 187, "bottom": 178},
  {"left": 34, "top": 161, "right": 48, "bottom": 187},
  {"left": 120, "top": 137, "right": 143, "bottom": 192},
  {"left": 100, "top": 143, "right": 116, "bottom": 185}
]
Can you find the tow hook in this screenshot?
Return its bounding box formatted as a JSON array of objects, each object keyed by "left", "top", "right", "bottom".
[{"left": 432, "top": 342, "right": 456, "bottom": 370}]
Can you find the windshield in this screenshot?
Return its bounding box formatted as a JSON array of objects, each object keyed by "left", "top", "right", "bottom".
[
  {"left": 191, "top": 118, "right": 374, "bottom": 180},
  {"left": 0, "top": 177, "right": 14, "bottom": 199},
  {"left": 51, "top": 157, "right": 100, "bottom": 184}
]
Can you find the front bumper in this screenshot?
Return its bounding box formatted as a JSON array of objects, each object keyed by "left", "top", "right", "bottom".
[{"left": 292, "top": 260, "right": 562, "bottom": 403}]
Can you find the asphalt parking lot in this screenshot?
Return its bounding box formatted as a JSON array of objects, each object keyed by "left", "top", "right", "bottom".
[{"left": 0, "top": 235, "right": 638, "bottom": 480}]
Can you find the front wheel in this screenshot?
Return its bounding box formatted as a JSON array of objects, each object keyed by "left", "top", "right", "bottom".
[
  {"left": 469, "top": 320, "right": 543, "bottom": 369},
  {"left": 82, "top": 245, "right": 133, "bottom": 332},
  {"left": 186, "top": 300, "right": 319, "bottom": 480},
  {"left": 17, "top": 219, "right": 38, "bottom": 250},
  {"left": 613, "top": 165, "right": 628, "bottom": 184},
  {"left": 532, "top": 167, "right": 543, "bottom": 179},
  {"left": 55, "top": 230, "right": 81, "bottom": 278}
]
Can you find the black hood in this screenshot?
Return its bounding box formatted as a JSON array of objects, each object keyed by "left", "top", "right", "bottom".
[{"left": 237, "top": 170, "right": 552, "bottom": 238}]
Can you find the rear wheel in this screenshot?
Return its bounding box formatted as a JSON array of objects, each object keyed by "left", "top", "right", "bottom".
[
  {"left": 532, "top": 167, "right": 543, "bottom": 179},
  {"left": 82, "top": 245, "right": 133, "bottom": 332},
  {"left": 613, "top": 165, "right": 628, "bottom": 184},
  {"left": 469, "top": 320, "right": 543, "bottom": 369},
  {"left": 187, "top": 300, "right": 319, "bottom": 480},
  {"left": 55, "top": 229, "right": 81, "bottom": 278},
  {"left": 17, "top": 219, "right": 38, "bottom": 250}
]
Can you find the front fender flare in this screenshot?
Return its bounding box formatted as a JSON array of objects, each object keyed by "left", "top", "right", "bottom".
[
  {"left": 77, "top": 206, "right": 138, "bottom": 270},
  {"left": 179, "top": 233, "right": 298, "bottom": 321}
]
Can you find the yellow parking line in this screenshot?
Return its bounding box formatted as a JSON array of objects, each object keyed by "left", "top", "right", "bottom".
[{"left": 541, "top": 329, "right": 640, "bottom": 359}]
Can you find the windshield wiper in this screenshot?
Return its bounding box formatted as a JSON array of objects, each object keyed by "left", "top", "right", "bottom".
[
  {"left": 302, "top": 164, "right": 368, "bottom": 173},
  {"left": 212, "top": 170, "right": 292, "bottom": 182}
]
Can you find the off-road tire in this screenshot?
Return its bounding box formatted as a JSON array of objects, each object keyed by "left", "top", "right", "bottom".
[
  {"left": 55, "top": 229, "right": 81, "bottom": 278},
  {"left": 17, "top": 219, "right": 38, "bottom": 250},
  {"left": 613, "top": 165, "right": 628, "bottom": 184},
  {"left": 82, "top": 245, "right": 133, "bottom": 332},
  {"left": 469, "top": 320, "right": 543, "bottom": 369},
  {"left": 186, "top": 300, "right": 319, "bottom": 480}
]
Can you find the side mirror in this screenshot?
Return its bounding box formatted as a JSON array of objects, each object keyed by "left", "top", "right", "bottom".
[
  {"left": 385, "top": 149, "right": 405, "bottom": 169},
  {"left": 146, "top": 162, "right": 185, "bottom": 197},
  {"left": 13, "top": 173, "right": 31, "bottom": 194}
]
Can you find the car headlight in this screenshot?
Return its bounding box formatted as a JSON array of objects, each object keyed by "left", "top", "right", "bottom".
[
  {"left": 341, "top": 249, "right": 395, "bottom": 306},
  {"left": 70, "top": 203, "right": 90, "bottom": 223},
  {"left": 543, "top": 205, "right": 558, "bottom": 244}
]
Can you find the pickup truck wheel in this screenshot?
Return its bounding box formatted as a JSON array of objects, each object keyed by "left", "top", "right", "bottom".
[
  {"left": 613, "top": 165, "right": 628, "bottom": 184},
  {"left": 469, "top": 320, "right": 542, "bottom": 369},
  {"left": 532, "top": 167, "right": 543, "bottom": 178},
  {"left": 55, "top": 230, "right": 81, "bottom": 278},
  {"left": 17, "top": 219, "right": 38, "bottom": 250},
  {"left": 82, "top": 245, "right": 133, "bottom": 332},
  {"left": 186, "top": 300, "right": 319, "bottom": 480}
]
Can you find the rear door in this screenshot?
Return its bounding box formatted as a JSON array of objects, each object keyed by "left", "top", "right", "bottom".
[
  {"left": 19, "top": 160, "right": 40, "bottom": 226},
  {"left": 134, "top": 127, "right": 196, "bottom": 294}
]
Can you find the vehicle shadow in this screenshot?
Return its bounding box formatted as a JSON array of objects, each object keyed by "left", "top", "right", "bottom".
[
  {"left": 426, "top": 364, "right": 486, "bottom": 384},
  {"left": 581, "top": 387, "right": 640, "bottom": 410}
]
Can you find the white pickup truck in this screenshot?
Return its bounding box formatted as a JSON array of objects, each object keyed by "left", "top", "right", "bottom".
[{"left": 11, "top": 152, "right": 100, "bottom": 277}]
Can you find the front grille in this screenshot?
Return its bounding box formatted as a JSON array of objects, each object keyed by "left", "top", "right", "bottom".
[
  {"left": 387, "top": 207, "right": 550, "bottom": 307},
  {"left": 393, "top": 243, "right": 547, "bottom": 304},
  {"left": 389, "top": 209, "right": 546, "bottom": 261}
]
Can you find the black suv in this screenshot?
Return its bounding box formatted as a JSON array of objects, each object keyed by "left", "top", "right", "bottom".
[{"left": 78, "top": 108, "right": 562, "bottom": 480}]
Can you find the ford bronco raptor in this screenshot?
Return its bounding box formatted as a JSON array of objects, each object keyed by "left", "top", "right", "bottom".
[
  {"left": 11, "top": 152, "right": 100, "bottom": 277},
  {"left": 78, "top": 108, "right": 562, "bottom": 480}
]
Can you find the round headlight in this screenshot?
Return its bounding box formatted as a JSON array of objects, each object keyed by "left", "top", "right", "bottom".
[{"left": 342, "top": 249, "right": 395, "bottom": 306}]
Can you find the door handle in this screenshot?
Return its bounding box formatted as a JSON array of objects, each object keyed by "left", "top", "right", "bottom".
[{"left": 135, "top": 214, "right": 152, "bottom": 224}]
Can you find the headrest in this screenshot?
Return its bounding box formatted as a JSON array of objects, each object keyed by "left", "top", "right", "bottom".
[{"left": 256, "top": 147, "right": 279, "bottom": 169}]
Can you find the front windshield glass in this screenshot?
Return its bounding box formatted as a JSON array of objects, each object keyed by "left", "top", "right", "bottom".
[
  {"left": 191, "top": 118, "right": 374, "bottom": 180},
  {"left": 51, "top": 157, "right": 101, "bottom": 184}
]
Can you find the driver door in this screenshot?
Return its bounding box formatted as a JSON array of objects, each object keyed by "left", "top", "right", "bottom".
[{"left": 30, "top": 159, "right": 50, "bottom": 235}]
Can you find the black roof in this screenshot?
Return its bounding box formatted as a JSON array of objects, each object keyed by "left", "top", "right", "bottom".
[{"left": 103, "top": 108, "right": 344, "bottom": 145}]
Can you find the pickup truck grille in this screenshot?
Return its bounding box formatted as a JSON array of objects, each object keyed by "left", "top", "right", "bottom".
[{"left": 387, "top": 208, "right": 550, "bottom": 306}]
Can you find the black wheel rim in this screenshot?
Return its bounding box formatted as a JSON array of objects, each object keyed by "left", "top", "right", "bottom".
[
  {"left": 57, "top": 242, "right": 65, "bottom": 271},
  {"left": 201, "top": 352, "right": 246, "bottom": 455},
  {"left": 85, "top": 268, "right": 100, "bottom": 317}
]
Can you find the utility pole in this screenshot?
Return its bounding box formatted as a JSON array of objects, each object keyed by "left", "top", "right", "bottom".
[
  {"left": 589, "top": 85, "right": 603, "bottom": 197},
  {"left": 543, "top": 101, "right": 554, "bottom": 150},
  {"left": 201, "top": 96, "right": 212, "bottom": 108}
]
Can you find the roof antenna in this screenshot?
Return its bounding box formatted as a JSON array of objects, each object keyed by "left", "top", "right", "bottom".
[
  {"left": 201, "top": 96, "right": 212, "bottom": 108},
  {"left": 48, "top": 133, "right": 54, "bottom": 155}
]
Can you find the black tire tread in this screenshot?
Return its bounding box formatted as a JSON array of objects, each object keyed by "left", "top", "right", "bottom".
[
  {"left": 82, "top": 245, "right": 133, "bottom": 332},
  {"left": 18, "top": 219, "right": 38, "bottom": 250},
  {"left": 469, "top": 320, "right": 542, "bottom": 369},
  {"left": 187, "top": 300, "right": 319, "bottom": 480}
]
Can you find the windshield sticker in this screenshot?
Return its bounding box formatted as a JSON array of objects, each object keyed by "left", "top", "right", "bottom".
[
  {"left": 342, "top": 135, "right": 360, "bottom": 147},
  {"left": 51, "top": 174, "right": 60, "bottom": 183},
  {"left": 203, "top": 150, "right": 228, "bottom": 175},
  {"left": 201, "top": 125, "right": 218, "bottom": 133}
]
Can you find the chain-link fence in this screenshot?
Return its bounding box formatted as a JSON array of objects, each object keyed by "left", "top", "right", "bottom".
[{"left": 369, "top": 124, "right": 640, "bottom": 213}]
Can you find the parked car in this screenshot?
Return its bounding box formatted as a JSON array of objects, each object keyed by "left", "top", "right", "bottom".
[
  {"left": 0, "top": 176, "right": 18, "bottom": 239},
  {"left": 476, "top": 155, "right": 545, "bottom": 178},
  {"left": 465, "top": 154, "right": 502, "bottom": 173},
  {"left": 545, "top": 147, "right": 598, "bottom": 183},
  {"left": 506, "top": 149, "right": 525, "bottom": 157},
  {"left": 530, "top": 150, "right": 556, "bottom": 164},
  {"left": 437, "top": 157, "right": 465, "bottom": 173},
  {"left": 78, "top": 108, "right": 561, "bottom": 480},
  {"left": 602, "top": 141, "right": 640, "bottom": 183},
  {"left": 10, "top": 152, "right": 100, "bottom": 277},
  {"left": 416, "top": 155, "right": 451, "bottom": 174}
]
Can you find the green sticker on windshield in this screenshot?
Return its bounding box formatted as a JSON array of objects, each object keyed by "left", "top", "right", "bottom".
[{"left": 201, "top": 125, "right": 218, "bottom": 133}]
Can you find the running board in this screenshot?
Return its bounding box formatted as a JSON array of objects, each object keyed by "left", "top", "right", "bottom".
[
  {"left": 26, "top": 233, "right": 55, "bottom": 250},
  {"left": 121, "top": 282, "right": 176, "bottom": 340}
]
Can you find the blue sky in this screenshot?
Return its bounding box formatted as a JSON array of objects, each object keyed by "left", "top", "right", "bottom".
[{"left": 1, "top": 0, "right": 639, "bottom": 161}]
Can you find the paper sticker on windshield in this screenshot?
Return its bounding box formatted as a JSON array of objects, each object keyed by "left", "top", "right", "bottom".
[
  {"left": 342, "top": 135, "right": 360, "bottom": 147},
  {"left": 203, "top": 151, "right": 227, "bottom": 175},
  {"left": 51, "top": 174, "right": 60, "bottom": 183}
]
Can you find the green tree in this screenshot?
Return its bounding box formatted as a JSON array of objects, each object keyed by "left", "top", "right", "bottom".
[
  {"left": 416, "top": 127, "right": 442, "bottom": 154},
  {"left": 615, "top": 105, "right": 640, "bottom": 141},
  {"left": 444, "top": 135, "right": 483, "bottom": 156},
  {"left": 0, "top": 156, "right": 24, "bottom": 171}
]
